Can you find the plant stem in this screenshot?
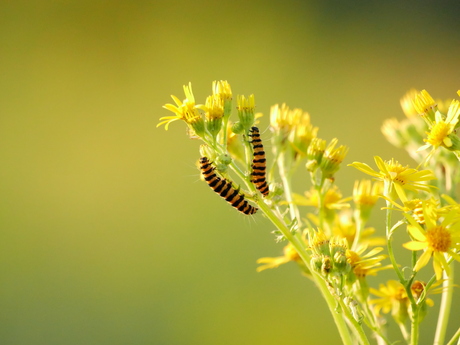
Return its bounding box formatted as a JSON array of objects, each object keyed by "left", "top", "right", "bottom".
[
  {"left": 434, "top": 264, "right": 454, "bottom": 345},
  {"left": 336, "top": 297, "right": 371, "bottom": 345},
  {"left": 410, "top": 307, "right": 419, "bottom": 345},
  {"left": 278, "top": 152, "right": 301, "bottom": 225},
  {"left": 399, "top": 323, "right": 409, "bottom": 343},
  {"left": 445, "top": 326, "right": 460, "bottom": 345},
  {"left": 384, "top": 202, "right": 406, "bottom": 285},
  {"left": 256, "top": 200, "right": 354, "bottom": 345}
]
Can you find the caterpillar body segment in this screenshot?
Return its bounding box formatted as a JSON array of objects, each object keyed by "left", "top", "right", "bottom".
[
  {"left": 249, "top": 127, "right": 269, "bottom": 197},
  {"left": 199, "top": 157, "right": 258, "bottom": 215}
]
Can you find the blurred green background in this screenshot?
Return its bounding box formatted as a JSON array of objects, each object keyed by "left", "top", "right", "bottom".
[{"left": 1, "top": 1, "right": 460, "bottom": 344}]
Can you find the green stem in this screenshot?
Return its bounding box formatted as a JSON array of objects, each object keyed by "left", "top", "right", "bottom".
[
  {"left": 351, "top": 212, "right": 364, "bottom": 251},
  {"left": 384, "top": 202, "right": 406, "bottom": 285},
  {"left": 278, "top": 153, "right": 301, "bottom": 226},
  {"left": 336, "top": 297, "right": 371, "bottom": 345},
  {"left": 256, "top": 200, "right": 354, "bottom": 345},
  {"left": 410, "top": 307, "right": 420, "bottom": 345},
  {"left": 434, "top": 264, "right": 454, "bottom": 345},
  {"left": 398, "top": 323, "right": 409, "bottom": 344},
  {"left": 445, "top": 326, "right": 460, "bottom": 345}
]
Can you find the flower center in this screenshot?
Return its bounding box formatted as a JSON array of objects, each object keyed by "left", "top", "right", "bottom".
[
  {"left": 387, "top": 161, "right": 408, "bottom": 185},
  {"left": 426, "top": 226, "right": 451, "bottom": 252},
  {"left": 426, "top": 122, "right": 450, "bottom": 146}
]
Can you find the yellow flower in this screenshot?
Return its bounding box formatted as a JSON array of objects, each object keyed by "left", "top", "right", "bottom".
[
  {"left": 289, "top": 112, "right": 319, "bottom": 157},
  {"left": 400, "top": 89, "right": 420, "bottom": 118},
  {"left": 320, "top": 138, "right": 349, "bottom": 178},
  {"left": 198, "top": 94, "right": 224, "bottom": 138},
  {"left": 236, "top": 94, "right": 255, "bottom": 131},
  {"left": 295, "top": 185, "right": 350, "bottom": 210},
  {"left": 412, "top": 89, "right": 437, "bottom": 117},
  {"left": 331, "top": 211, "right": 385, "bottom": 248},
  {"left": 381, "top": 118, "right": 406, "bottom": 148},
  {"left": 348, "top": 156, "right": 436, "bottom": 202},
  {"left": 370, "top": 280, "right": 408, "bottom": 324},
  {"left": 270, "top": 103, "right": 303, "bottom": 134},
  {"left": 159, "top": 82, "right": 205, "bottom": 134},
  {"left": 256, "top": 242, "right": 301, "bottom": 272},
  {"left": 353, "top": 179, "right": 383, "bottom": 222},
  {"left": 346, "top": 245, "right": 387, "bottom": 279},
  {"left": 403, "top": 204, "right": 460, "bottom": 280},
  {"left": 306, "top": 137, "right": 326, "bottom": 171},
  {"left": 418, "top": 100, "right": 460, "bottom": 164},
  {"left": 202, "top": 94, "right": 224, "bottom": 120},
  {"left": 212, "top": 80, "right": 232, "bottom": 102},
  {"left": 380, "top": 196, "right": 439, "bottom": 225}
]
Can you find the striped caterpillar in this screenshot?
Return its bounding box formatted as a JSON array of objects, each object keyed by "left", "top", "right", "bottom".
[
  {"left": 199, "top": 157, "right": 258, "bottom": 215},
  {"left": 249, "top": 127, "right": 269, "bottom": 197}
]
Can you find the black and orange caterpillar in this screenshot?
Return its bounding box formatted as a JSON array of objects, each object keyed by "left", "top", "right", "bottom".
[
  {"left": 199, "top": 157, "right": 258, "bottom": 215},
  {"left": 249, "top": 127, "right": 269, "bottom": 197}
]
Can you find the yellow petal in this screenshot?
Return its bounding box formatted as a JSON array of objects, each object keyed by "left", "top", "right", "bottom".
[
  {"left": 403, "top": 241, "right": 427, "bottom": 251},
  {"left": 374, "top": 156, "right": 388, "bottom": 175},
  {"left": 348, "top": 162, "right": 379, "bottom": 177},
  {"left": 426, "top": 298, "right": 434, "bottom": 307},
  {"left": 414, "top": 249, "right": 432, "bottom": 271},
  {"left": 432, "top": 254, "right": 444, "bottom": 280},
  {"left": 407, "top": 225, "right": 427, "bottom": 242}
]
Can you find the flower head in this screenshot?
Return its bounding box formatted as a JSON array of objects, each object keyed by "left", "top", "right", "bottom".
[
  {"left": 212, "top": 80, "right": 232, "bottom": 118},
  {"left": 256, "top": 242, "right": 301, "bottom": 272},
  {"left": 418, "top": 100, "right": 460, "bottom": 164},
  {"left": 403, "top": 204, "right": 460, "bottom": 280},
  {"left": 370, "top": 280, "right": 409, "bottom": 324},
  {"left": 270, "top": 103, "right": 303, "bottom": 134},
  {"left": 236, "top": 94, "right": 255, "bottom": 132},
  {"left": 346, "top": 245, "right": 387, "bottom": 280},
  {"left": 412, "top": 89, "right": 437, "bottom": 120},
  {"left": 330, "top": 211, "right": 385, "bottom": 248},
  {"left": 400, "top": 89, "right": 421, "bottom": 118},
  {"left": 159, "top": 82, "right": 205, "bottom": 135},
  {"left": 349, "top": 156, "right": 436, "bottom": 202},
  {"left": 289, "top": 112, "right": 319, "bottom": 157},
  {"left": 296, "top": 185, "right": 350, "bottom": 210},
  {"left": 199, "top": 94, "right": 224, "bottom": 138},
  {"left": 353, "top": 179, "right": 383, "bottom": 222},
  {"left": 306, "top": 137, "right": 327, "bottom": 171},
  {"left": 320, "top": 138, "right": 349, "bottom": 179}
]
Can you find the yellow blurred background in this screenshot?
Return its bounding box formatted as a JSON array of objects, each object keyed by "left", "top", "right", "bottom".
[{"left": 1, "top": 1, "right": 460, "bottom": 344}]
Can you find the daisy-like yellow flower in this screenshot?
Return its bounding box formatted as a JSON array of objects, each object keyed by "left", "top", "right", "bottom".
[
  {"left": 400, "top": 89, "right": 420, "bottom": 118},
  {"left": 370, "top": 280, "right": 408, "bottom": 324},
  {"left": 212, "top": 80, "right": 232, "bottom": 102},
  {"left": 353, "top": 179, "right": 383, "bottom": 222},
  {"left": 236, "top": 94, "right": 255, "bottom": 131},
  {"left": 412, "top": 89, "right": 437, "bottom": 119},
  {"left": 348, "top": 156, "right": 436, "bottom": 203},
  {"left": 382, "top": 196, "right": 439, "bottom": 223},
  {"left": 330, "top": 211, "right": 385, "bottom": 248},
  {"left": 346, "top": 245, "right": 387, "bottom": 279},
  {"left": 381, "top": 118, "right": 407, "bottom": 148},
  {"left": 320, "top": 138, "right": 349, "bottom": 178},
  {"left": 418, "top": 100, "right": 460, "bottom": 164},
  {"left": 159, "top": 82, "right": 205, "bottom": 135},
  {"left": 403, "top": 203, "right": 460, "bottom": 280},
  {"left": 306, "top": 137, "right": 327, "bottom": 171},
  {"left": 256, "top": 242, "right": 302, "bottom": 272},
  {"left": 289, "top": 111, "right": 319, "bottom": 157},
  {"left": 295, "top": 185, "right": 350, "bottom": 210},
  {"left": 198, "top": 94, "right": 224, "bottom": 138},
  {"left": 270, "top": 103, "right": 304, "bottom": 134}
]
